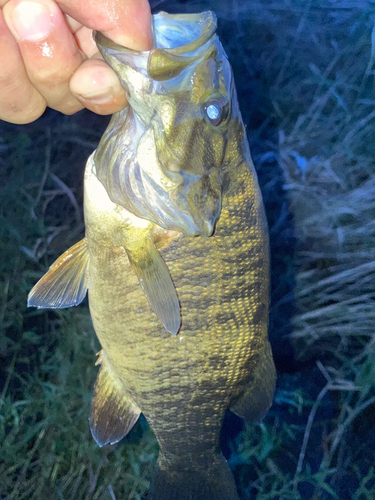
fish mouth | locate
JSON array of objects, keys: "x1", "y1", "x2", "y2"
[
  {"x1": 95, "y1": 12, "x2": 218, "y2": 88},
  {"x1": 180, "y1": 219, "x2": 216, "y2": 238},
  {"x1": 151, "y1": 11, "x2": 217, "y2": 53}
]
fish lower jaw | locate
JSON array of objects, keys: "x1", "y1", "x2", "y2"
[{"x1": 176, "y1": 218, "x2": 215, "y2": 237}]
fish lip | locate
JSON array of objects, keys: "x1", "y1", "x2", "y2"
[
  {"x1": 151, "y1": 11, "x2": 217, "y2": 54},
  {"x1": 94, "y1": 11, "x2": 217, "y2": 57},
  {"x1": 173, "y1": 214, "x2": 216, "y2": 237}
]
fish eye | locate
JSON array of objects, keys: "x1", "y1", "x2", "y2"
[
  {"x1": 207, "y1": 104, "x2": 221, "y2": 121},
  {"x1": 204, "y1": 100, "x2": 229, "y2": 126}
]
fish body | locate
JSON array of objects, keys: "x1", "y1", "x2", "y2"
[{"x1": 28, "y1": 12, "x2": 276, "y2": 500}]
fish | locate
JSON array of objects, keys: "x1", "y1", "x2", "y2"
[{"x1": 28, "y1": 11, "x2": 276, "y2": 500}]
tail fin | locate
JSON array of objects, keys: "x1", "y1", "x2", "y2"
[{"x1": 148, "y1": 455, "x2": 239, "y2": 500}]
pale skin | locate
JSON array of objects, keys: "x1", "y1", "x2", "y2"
[{"x1": 0, "y1": 0, "x2": 152, "y2": 124}]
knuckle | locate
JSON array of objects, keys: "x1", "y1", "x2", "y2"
[
  {"x1": 46, "y1": 90, "x2": 83, "y2": 115},
  {"x1": 0, "y1": 72, "x2": 46, "y2": 123},
  {"x1": 0, "y1": 69, "x2": 22, "y2": 93},
  {"x1": 31, "y1": 66, "x2": 72, "y2": 90},
  {"x1": 16, "y1": 106, "x2": 46, "y2": 124},
  {"x1": 0, "y1": 100, "x2": 46, "y2": 124}
]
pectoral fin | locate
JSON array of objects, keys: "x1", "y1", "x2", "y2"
[
  {"x1": 230, "y1": 341, "x2": 276, "y2": 423},
  {"x1": 28, "y1": 238, "x2": 89, "y2": 309},
  {"x1": 126, "y1": 234, "x2": 181, "y2": 335},
  {"x1": 90, "y1": 351, "x2": 141, "y2": 447}
]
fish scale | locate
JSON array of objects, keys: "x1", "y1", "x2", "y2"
[
  {"x1": 84, "y1": 157, "x2": 268, "y2": 458},
  {"x1": 28, "y1": 11, "x2": 276, "y2": 500}
]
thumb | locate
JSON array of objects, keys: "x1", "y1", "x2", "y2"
[{"x1": 56, "y1": 0, "x2": 152, "y2": 50}]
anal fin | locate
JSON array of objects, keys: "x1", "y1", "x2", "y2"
[
  {"x1": 27, "y1": 238, "x2": 89, "y2": 309},
  {"x1": 126, "y1": 231, "x2": 181, "y2": 335},
  {"x1": 230, "y1": 341, "x2": 276, "y2": 423},
  {"x1": 90, "y1": 351, "x2": 141, "y2": 447}
]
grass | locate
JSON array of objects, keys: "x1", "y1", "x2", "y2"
[
  {"x1": 0, "y1": 0, "x2": 374, "y2": 499},
  {"x1": 277, "y1": 1, "x2": 374, "y2": 496}
]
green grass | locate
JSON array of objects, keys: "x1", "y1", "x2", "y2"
[
  {"x1": 0, "y1": 119, "x2": 158, "y2": 500},
  {"x1": 0, "y1": 1, "x2": 374, "y2": 499}
]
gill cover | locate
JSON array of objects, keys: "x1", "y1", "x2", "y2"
[{"x1": 94, "y1": 11, "x2": 234, "y2": 236}]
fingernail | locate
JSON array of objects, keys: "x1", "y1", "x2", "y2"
[
  {"x1": 78, "y1": 88, "x2": 114, "y2": 104},
  {"x1": 10, "y1": 1, "x2": 53, "y2": 41}
]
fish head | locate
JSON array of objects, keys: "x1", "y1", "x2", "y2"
[
  {"x1": 150, "y1": 50, "x2": 233, "y2": 237},
  {"x1": 95, "y1": 12, "x2": 239, "y2": 236}
]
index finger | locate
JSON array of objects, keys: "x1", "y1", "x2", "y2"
[
  {"x1": 0, "y1": 8, "x2": 47, "y2": 123},
  {"x1": 56, "y1": 0, "x2": 152, "y2": 50}
]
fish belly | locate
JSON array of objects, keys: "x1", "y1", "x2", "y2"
[{"x1": 85, "y1": 159, "x2": 269, "y2": 465}]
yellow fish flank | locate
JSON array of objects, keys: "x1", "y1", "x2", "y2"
[{"x1": 28, "y1": 11, "x2": 276, "y2": 500}]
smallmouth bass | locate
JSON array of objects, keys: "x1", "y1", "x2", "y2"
[{"x1": 28, "y1": 11, "x2": 276, "y2": 500}]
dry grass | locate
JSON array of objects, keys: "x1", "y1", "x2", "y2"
[{"x1": 275, "y1": 0, "x2": 374, "y2": 497}]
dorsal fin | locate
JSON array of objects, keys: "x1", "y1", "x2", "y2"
[
  {"x1": 90, "y1": 351, "x2": 141, "y2": 447},
  {"x1": 28, "y1": 238, "x2": 89, "y2": 309}
]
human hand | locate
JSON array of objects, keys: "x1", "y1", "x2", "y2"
[{"x1": 0, "y1": 0, "x2": 152, "y2": 124}]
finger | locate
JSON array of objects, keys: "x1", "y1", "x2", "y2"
[
  {"x1": 0, "y1": 9, "x2": 47, "y2": 123},
  {"x1": 3, "y1": 0, "x2": 85, "y2": 115},
  {"x1": 73, "y1": 24, "x2": 98, "y2": 57},
  {"x1": 64, "y1": 13, "x2": 81, "y2": 33},
  {"x1": 70, "y1": 57, "x2": 128, "y2": 115},
  {"x1": 56, "y1": 0, "x2": 152, "y2": 50}
]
